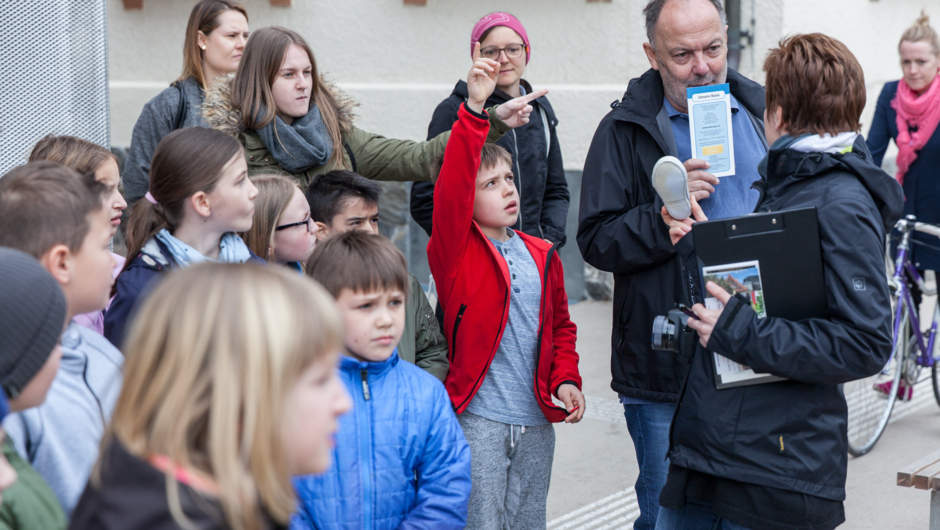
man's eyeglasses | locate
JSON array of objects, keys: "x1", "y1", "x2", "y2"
[
  {"x1": 480, "y1": 44, "x2": 526, "y2": 61},
  {"x1": 276, "y1": 215, "x2": 313, "y2": 232}
]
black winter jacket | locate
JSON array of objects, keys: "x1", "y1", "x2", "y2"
[
  {"x1": 577, "y1": 69, "x2": 766, "y2": 401},
  {"x1": 668, "y1": 135, "x2": 904, "y2": 501},
  {"x1": 71, "y1": 439, "x2": 286, "y2": 529},
  {"x1": 411, "y1": 80, "x2": 570, "y2": 245}
]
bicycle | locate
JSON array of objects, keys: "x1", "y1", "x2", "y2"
[{"x1": 845, "y1": 215, "x2": 940, "y2": 457}]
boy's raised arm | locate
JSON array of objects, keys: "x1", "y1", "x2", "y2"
[{"x1": 427, "y1": 47, "x2": 499, "y2": 271}]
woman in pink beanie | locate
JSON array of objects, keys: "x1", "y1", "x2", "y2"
[{"x1": 411, "y1": 12, "x2": 570, "y2": 249}]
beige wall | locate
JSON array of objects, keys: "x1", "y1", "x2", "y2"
[{"x1": 108, "y1": 0, "x2": 937, "y2": 170}]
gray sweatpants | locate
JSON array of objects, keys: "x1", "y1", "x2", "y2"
[{"x1": 457, "y1": 411, "x2": 556, "y2": 530}]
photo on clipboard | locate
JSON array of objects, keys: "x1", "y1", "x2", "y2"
[{"x1": 702, "y1": 260, "x2": 783, "y2": 388}]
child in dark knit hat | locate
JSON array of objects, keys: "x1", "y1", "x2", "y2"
[{"x1": 0, "y1": 246, "x2": 68, "y2": 529}]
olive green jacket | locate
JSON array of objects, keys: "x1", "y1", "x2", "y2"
[
  {"x1": 203, "y1": 75, "x2": 510, "y2": 187},
  {"x1": 400, "y1": 274, "x2": 448, "y2": 381},
  {"x1": 0, "y1": 438, "x2": 66, "y2": 530}
]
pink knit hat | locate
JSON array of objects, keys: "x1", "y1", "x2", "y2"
[{"x1": 470, "y1": 12, "x2": 530, "y2": 64}]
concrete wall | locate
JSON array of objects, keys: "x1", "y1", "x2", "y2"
[{"x1": 109, "y1": 0, "x2": 934, "y2": 169}]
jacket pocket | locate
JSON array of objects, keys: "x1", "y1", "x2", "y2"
[{"x1": 450, "y1": 304, "x2": 468, "y2": 363}]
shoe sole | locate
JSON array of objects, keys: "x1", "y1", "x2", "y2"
[{"x1": 652, "y1": 156, "x2": 692, "y2": 220}]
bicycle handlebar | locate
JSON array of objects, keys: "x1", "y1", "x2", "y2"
[
  {"x1": 915, "y1": 222, "x2": 940, "y2": 238},
  {"x1": 894, "y1": 216, "x2": 940, "y2": 239}
]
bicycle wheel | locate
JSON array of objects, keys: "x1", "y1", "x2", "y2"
[{"x1": 845, "y1": 303, "x2": 907, "y2": 456}]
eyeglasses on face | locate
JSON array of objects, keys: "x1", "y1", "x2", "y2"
[
  {"x1": 480, "y1": 44, "x2": 526, "y2": 61},
  {"x1": 275, "y1": 215, "x2": 313, "y2": 232}
]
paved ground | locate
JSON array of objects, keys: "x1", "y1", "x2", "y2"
[{"x1": 546, "y1": 300, "x2": 940, "y2": 529}]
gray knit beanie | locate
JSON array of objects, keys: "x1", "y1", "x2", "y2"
[{"x1": 0, "y1": 247, "x2": 67, "y2": 399}]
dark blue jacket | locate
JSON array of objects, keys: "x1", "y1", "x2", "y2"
[
  {"x1": 577, "y1": 68, "x2": 767, "y2": 402},
  {"x1": 291, "y1": 353, "x2": 471, "y2": 530},
  {"x1": 866, "y1": 80, "x2": 940, "y2": 271},
  {"x1": 104, "y1": 238, "x2": 264, "y2": 349},
  {"x1": 669, "y1": 135, "x2": 903, "y2": 500},
  {"x1": 411, "y1": 80, "x2": 570, "y2": 245}
]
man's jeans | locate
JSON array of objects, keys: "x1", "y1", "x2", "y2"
[
  {"x1": 623, "y1": 403, "x2": 676, "y2": 530},
  {"x1": 656, "y1": 498, "x2": 753, "y2": 530}
]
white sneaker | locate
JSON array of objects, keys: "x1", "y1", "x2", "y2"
[{"x1": 651, "y1": 156, "x2": 691, "y2": 220}]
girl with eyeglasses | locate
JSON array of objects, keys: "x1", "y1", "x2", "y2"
[
  {"x1": 240, "y1": 175, "x2": 316, "y2": 273},
  {"x1": 411, "y1": 12, "x2": 570, "y2": 247},
  {"x1": 123, "y1": 0, "x2": 250, "y2": 206}
]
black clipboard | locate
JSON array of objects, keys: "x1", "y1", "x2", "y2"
[{"x1": 692, "y1": 207, "x2": 827, "y2": 389}]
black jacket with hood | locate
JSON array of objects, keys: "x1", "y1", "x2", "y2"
[
  {"x1": 410, "y1": 80, "x2": 570, "y2": 245},
  {"x1": 576, "y1": 68, "x2": 766, "y2": 401},
  {"x1": 668, "y1": 134, "x2": 904, "y2": 502}
]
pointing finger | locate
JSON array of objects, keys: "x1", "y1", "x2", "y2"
[
  {"x1": 472, "y1": 41, "x2": 482, "y2": 61},
  {"x1": 516, "y1": 88, "x2": 548, "y2": 106}
]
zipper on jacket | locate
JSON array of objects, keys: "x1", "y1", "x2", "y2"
[
  {"x1": 354, "y1": 367, "x2": 374, "y2": 529},
  {"x1": 533, "y1": 244, "x2": 569, "y2": 414},
  {"x1": 512, "y1": 130, "x2": 524, "y2": 230},
  {"x1": 360, "y1": 369, "x2": 371, "y2": 401},
  {"x1": 450, "y1": 304, "x2": 468, "y2": 363}
]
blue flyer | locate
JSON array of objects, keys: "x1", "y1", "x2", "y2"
[{"x1": 687, "y1": 83, "x2": 735, "y2": 177}]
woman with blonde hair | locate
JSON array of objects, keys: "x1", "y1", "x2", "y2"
[
  {"x1": 202, "y1": 26, "x2": 545, "y2": 187},
  {"x1": 123, "y1": 0, "x2": 250, "y2": 205},
  {"x1": 867, "y1": 10, "x2": 940, "y2": 399},
  {"x1": 70, "y1": 263, "x2": 351, "y2": 530},
  {"x1": 239, "y1": 174, "x2": 316, "y2": 272}
]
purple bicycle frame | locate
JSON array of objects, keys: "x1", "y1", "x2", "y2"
[{"x1": 891, "y1": 237, "x2": 938, "y2": 369}]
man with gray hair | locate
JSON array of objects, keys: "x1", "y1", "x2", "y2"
[{"x1": 576, "y1": 1, "x2": 767, "y2": 528}]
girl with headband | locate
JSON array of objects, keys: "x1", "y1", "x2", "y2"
[{"x1": 411, "y1": 12, "x2": 570, "y2": 248}]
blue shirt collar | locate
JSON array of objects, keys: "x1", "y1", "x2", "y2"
[{"x1": 663, "y1": 92, "x2": 740, "y2": 118}]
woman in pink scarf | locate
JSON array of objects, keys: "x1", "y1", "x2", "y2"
[{"x1": 867, "y1": 11, "x2": 940, "y2": 400}]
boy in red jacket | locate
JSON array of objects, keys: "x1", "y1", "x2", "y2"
[{"x1": 427, "y1": 46, "x2": 585, "y2": 529}]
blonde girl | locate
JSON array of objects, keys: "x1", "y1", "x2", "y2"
[
  {"x1": 239, "y1": 174, "x2": 316, "y2": 272},
  {"x1": 71, "y1": 263, "x2": 351, "y2": 530}
]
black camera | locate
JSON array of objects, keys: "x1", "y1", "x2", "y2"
[{"x1": 651, "y1": 307, "x2": 698, "y2": 358}]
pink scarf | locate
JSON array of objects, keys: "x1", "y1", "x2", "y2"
[{"x1": 891, "y1": 74, "x2": 940, "y2": 184}]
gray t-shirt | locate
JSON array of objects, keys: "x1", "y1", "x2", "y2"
[{"x1": 466, "y1": 229, "x2": 548, "y2": 426}]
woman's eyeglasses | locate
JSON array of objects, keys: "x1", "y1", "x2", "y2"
[
  {"x1": 480, "y1": 44, "x2": 526, "y2": 61},
  {"x1": 276, "y1": 215, "x2": 312, "y2": 232}
]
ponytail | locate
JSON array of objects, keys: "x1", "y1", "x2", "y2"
[{"x1": 117, "y1": 127, "x2": 242, "y2": 281}]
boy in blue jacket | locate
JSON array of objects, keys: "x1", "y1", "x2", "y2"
[{"x1": 292, "y1": 231, "x2": 471, "y2": 530}]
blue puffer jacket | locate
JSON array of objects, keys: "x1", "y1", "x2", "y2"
[{"x1": 291, "y1": 353, "x2": 471, "y2": 530}]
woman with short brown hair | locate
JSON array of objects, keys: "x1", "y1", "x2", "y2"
[{"x1": 658, "y1": 33, "x2": 903, "y2": 530}]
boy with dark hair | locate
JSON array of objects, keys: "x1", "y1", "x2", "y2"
[
  {"x1": 305, "y1": 170, "x2": 449, "y2": 381},
  {"x1": 293, "y1": 231, "x2": 471, "y2": 529},
  {"x1": 428, "y1": 49, "x2": 584, "y2": 529},
  {"x1": 658, "y1": 33, "x2": 904, "y2": 529},
  {"x1": 0, "y1": 162, "x2": 124, "y2": 517}
]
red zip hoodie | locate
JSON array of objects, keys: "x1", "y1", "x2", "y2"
[{"x1": 427, "y1": 103, "x2": 580, "y2": 423}]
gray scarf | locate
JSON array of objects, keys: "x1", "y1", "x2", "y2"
[{"x1": 257, "y1": 105, "x2": 334, "y2": 173}]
